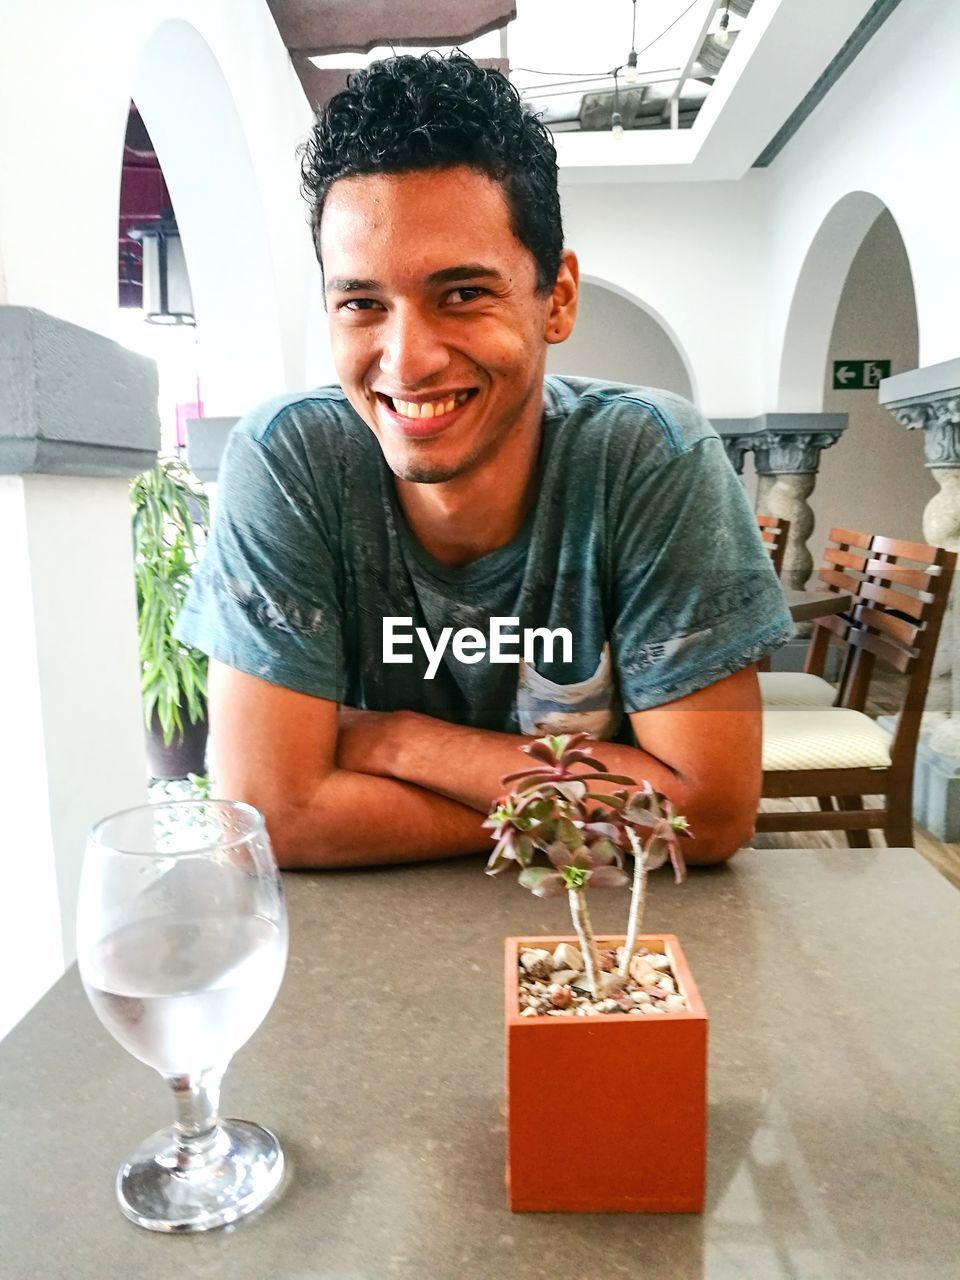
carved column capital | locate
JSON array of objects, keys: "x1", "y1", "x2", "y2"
[
  {"x1": 888, "y1": 394, "x2": 960, "y2": 469},
  {"x1": 880, "y1": 358, "x2": 960, "y2": 471},
  {"x1": 753, "y1": 429, "x2": 844, "y2": 476}
]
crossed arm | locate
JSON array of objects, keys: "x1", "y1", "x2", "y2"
[{"x1": 207, "y1": 659, "x2": 763, "y2": 870}]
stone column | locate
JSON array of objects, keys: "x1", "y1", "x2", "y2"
[
  {"x1": 0, "y1": 307, "x2": 159, "y2": 1037},
  {"x1": 751, "y1": 416, "x2": 846, "y2": 591},
  {"x1": 714, "y1": 414, "x2": 846, "y2": 591},
  {"x1": 881, "y1": 359, "x2": 960, "y2": 763}
]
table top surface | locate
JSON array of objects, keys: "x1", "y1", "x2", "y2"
[
  {"x1": 783, "y1": 588, "x2": 853, "y2": 623},
  {"x1": 2, "y1": 847, "x2": 958, "y2": 1280}
]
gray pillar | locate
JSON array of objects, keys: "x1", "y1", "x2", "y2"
[
  {"x1": 752, "y1": 417, "x2": 845, "y2": 592},
  {"x1": 714, "y1": 414, "x2": 846, "y2": 591},
  {"x1": 881, "y1": 359, "x2": 960, "y2": 763},
  {"x1": 0, "y1": 306, "x2": 159, "y2": 1035}
]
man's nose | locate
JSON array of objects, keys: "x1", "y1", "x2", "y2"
[{"x1": 378, "y1": 306, "x2": 450, "y2": 388}]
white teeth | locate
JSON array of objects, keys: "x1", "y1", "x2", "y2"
[{"x1": 389, "y1": 393, "x2": 470, "y2": 419}]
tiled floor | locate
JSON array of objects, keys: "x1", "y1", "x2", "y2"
[{"x1": 755, "y1": 673, "x2": 960, "y2": 890}]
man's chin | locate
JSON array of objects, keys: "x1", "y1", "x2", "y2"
[{"x1": 387, "y1": 459, "x2": 465, "y2": 485}]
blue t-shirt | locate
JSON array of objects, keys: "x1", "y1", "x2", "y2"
[{"x1": 175, "y1": 376, "x2": 792, "y2": 742}]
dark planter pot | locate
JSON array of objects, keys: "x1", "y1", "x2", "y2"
[{"x1": 146, "y1": 707, "x2": 209, "y2": 780}]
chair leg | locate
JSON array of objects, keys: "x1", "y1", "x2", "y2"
[
  {"x1": 884, "y1": 786, "x2": 914, "y2": 848},
  {"x1": 837, "y1": 797, "x2": 872, "y2": 848}
]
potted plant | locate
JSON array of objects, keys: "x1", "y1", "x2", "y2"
[
  {"x1": 131, "y1": 456, "x2": 210, "y2": 780},
  {"x1": 485, "y1": 732, "x2": 707, "y2": 1213}
]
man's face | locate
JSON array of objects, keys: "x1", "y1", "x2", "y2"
[{"x1": 320, "y1": 166, "x2": 575, "y2": 485}]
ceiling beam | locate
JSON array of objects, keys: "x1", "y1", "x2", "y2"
[{"x1": 266, "y1": 1, "x2": 515, "y2": 57}]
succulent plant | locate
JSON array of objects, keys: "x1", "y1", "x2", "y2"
[{"x1": 485, "y1": 733, "x2": 691, "y2": 998}]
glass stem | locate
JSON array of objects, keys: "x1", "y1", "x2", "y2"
[{"x1": 166, "y1": 1069, "x2": 227, "y2": 1172}]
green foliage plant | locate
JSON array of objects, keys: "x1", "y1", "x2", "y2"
[
  {"x1": 132, "y1": 457, "x2": 210, "y2": 748},
  {"x1": 485, "y1": 733, "x2": 690, "y2": 999}
]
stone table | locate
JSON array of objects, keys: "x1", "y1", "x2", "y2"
[{"x1": 1, "y1": 848, "x2": 958, "y2": 1278}]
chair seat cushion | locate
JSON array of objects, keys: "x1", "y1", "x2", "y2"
[
  {"x1": 762, "y1": 709, "x2": 893, "y2": 771},
  {"x1": 758, "y1": 672, "x2": 836, "y2": 707}
]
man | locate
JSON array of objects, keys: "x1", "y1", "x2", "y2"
[{"x1": 175, "y1": 54, "x2": 792, "y2": 869}]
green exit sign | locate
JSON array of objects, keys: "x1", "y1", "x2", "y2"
[{"x1": 832, "y1": 359, "x2": 891, "y2": 390}]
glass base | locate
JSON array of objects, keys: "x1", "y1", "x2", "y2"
[{"x1": 116, "y1": 1118, "x2": 284, "y2": 1232}]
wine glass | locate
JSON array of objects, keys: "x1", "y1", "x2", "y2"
[{"x1": 76, "y1": 799, "x2": 289, "y2": 1233}]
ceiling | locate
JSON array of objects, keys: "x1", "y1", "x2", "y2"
[{"x1": 268, "y1": 0, "x2": 901, "y2": 182}]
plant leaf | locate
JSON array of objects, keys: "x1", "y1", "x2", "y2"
[{"x1": 518, "y1": 866, "x2": 566, "y2": 898}]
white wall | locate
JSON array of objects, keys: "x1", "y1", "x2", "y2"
[
  {"x1": 560, "y1": 178, "x2": 766, "y2": 416},
  {"x1": 808, "y1": 210, "x2": 935, "y2": 564},
  {"x1": 547, "y1": 280, "x2": 694, "y2": 400}
]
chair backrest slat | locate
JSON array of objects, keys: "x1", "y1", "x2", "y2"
[
  {"x1": 859, "y1": 578, "x2": 935, "y2": 612},
  {"x1": 855, "y1": 605, "x2": 923, "y2": 648},
  {"x1": 756, "y1": 513, "x2": 788, "y2": 577},
  {"x1": 830, "y1": 527, "x2": 872, "y2": 549},
  {"x1": 818, "y1": 567, "x2": 864, "y2": 595},
  {"x1": 870, "y1": 533, "x2": 938, "y2": 562},
  {"x1": 863, "y1": 558, "x2": 939, "y2": 596},
  {"x1": 844, "y1": 624, "x2": 916, "y2": 674},
  {"x1": 823, "y1": 546, "x2": 871, "y2": 572}
]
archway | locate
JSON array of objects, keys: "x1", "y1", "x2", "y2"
[
  {"x1": 548, "y1": 276, "x2": 697, "y2": 404},
  {"x1": 130, "y1": 20, "x2": 286, "y2": 415},
  {"x1": 776, "y1": 190, "x2": 890, "y2": 412},
  {"x1": 777, "y1": 195, "x2": 932, "y2": 566}
]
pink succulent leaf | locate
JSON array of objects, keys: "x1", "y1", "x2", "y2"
[
  {"x1": 515, "y1": 773, "x2": 564, "y2": 795},
  {"x1": 586, "y1": 794, "x2": 626, "y2": 814},
  {"x1": 586, "y1": 865, "x2": 631, "y2": 890},
  {"x1": 625, "y1": 806, "x2": 661, "y2": 832},
  {"x1": 523, "y1": 739, "x2": 562, "y2": 765},
  {"x1": 670, "y1": 847, "x2": 687, "y2": 883},
  {"x1": 581, "y1": 821, "x2": 621, "y2": 841},
  {"x1": 518, "y1": 866, "x2": 567, "y2": 898},
  {"x1": 585, "y1": 836, "x2": 624, "y2": 867},
  {"x1": 552, "y1": 816, "x2": 583, "y2": 852},
  {"x1": 643, "y1": 836, "x2": 671, "y2": 873},
  {"x1": 553, "y1": 780, "x2": 587, "y2": 805},
  {"x1": 561, "y1": 750, "x2": 609, "y2": 770},
  {"x1": 514, "y1": 833, "x2": 537, "y2": 868},
  {"x1": 545, "y1": 841, "x2": 577, "y2": 870},
  {"x1": 574, "y1": 772, "x2": 637, "y2": 787}
]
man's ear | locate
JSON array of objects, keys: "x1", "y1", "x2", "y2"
[{"x1": 544, "y1": 249, "x2": 579, "y2": 345}]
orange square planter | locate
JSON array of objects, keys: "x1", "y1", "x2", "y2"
[{"x1": 505, "y1": 933, "x2": 707, "y2": 1213}]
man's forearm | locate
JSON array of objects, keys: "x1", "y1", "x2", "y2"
[
  {"x1": 379, "y1": 713, "x2": 680, "y2": 811},
  {"x1": 338, "y1": 709, "x2": 750, "y2": 864},
  {"x1": 276, "y1": 767, "x2": 489, "y2": 869}
]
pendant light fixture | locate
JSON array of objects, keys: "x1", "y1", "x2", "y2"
[
  {"x1": 127, "y1": 208, "x2": 195, "y2": 326},
  {"x1": 624, "y1": 0, "x2": 639, "y2": 83}
]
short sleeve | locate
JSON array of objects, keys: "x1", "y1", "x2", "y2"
[
  {"x1": 610, "y1": 433, "x2": 793, "y2": 711},
  {"x1": 174, "y1": 425, "x2": 344, "y2": 701}
]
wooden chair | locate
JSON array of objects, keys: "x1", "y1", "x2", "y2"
[
  {"x1": 758, "y1": 534, "x2": 956, "y2": 847},
  {"x1": 755, "y1": 515, "x2": 790, "y2": 672},
  {"x1": 758, "y1": 527, "x2": 872, "y2": 706},
  {"x1": 756, "y1": 513, "x2": 789, "y2": 577}
]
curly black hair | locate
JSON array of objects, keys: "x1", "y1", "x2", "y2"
[{"x1": 299, "y1": 53, "x2": 563, "y2": 294}]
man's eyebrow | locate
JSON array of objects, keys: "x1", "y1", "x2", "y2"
[
  {"x1": 424, "y1": 264, "x2": 504, "y2": 286},
  {"x1": 324, "y1": 277, "x2": 380, "y2": 294},
  {"x1": 324, "y1": 265, "x2": 505, "y2": 294}
]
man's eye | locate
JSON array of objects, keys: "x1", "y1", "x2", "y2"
[
  {"x1": 340, "y1": 298, "x2": 381, "y2": 311},
  {"x1": 448, "y1": 287, "x2": 487, "y2": 304}
]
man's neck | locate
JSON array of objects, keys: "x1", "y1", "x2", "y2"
[{"x1": 395, "y1": 415, "x2": 543, "y2": 569}]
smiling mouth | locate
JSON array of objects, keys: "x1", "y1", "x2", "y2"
[{"x1": 376, "y1": 389, "x2": 476, "y2": 421}]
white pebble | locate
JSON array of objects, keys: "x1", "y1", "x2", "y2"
[{"x1": 551, "y1": 943, "x2": 584, "y2": 972}]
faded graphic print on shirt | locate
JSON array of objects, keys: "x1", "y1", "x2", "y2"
[{"x1": 516, "y1": 642, "x2": 621, "y2": 740}]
